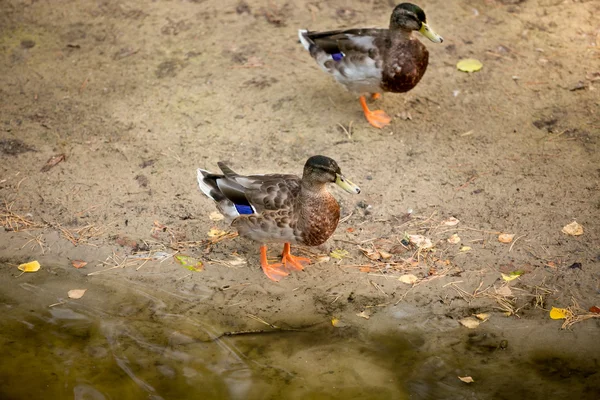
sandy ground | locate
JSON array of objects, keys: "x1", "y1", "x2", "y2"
[{"x1": 1, "y1": 0, "x2": 599, "y2": 397}]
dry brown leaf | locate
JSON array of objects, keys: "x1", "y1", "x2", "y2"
[
  {"x1": 498, "y1": 233, "x2": 515, "y2": 243},
  {"x1": 447, "y1": 233, "x2": 461, "y2": 244},
  {"x1": 458, "y1": 376, "x2": 475, "y2": 383},
  {"x1": 71, "y1": 260, "x2": 87, "y2": 269},
  {"x1": 562, "y1": 221, "x2": 583, "y2": 236},
  {"x1": 459, "y1": 317, "x2": 480, "y2": 329},
  {"x1": 359, "y1": 246, "x2": 381, "y2": 260},
  {"x1": 379, "y1": 250, "x2": 393, "y2": 260},
  {"x1": 41, "y1": 153, "x2": 66, "y2": 172},
  {"x1": 442, "y1": 217, "x2": 460, "y2": 226},
  {"x1": 409, "y1": 235, "x2": 433, "y2": 249},
  {"x1": 68, "y1": 289, "x2": 87, "y2": 299},
  {"x1": 474, "y1": 313, "x2": 490, "y2": 321}
]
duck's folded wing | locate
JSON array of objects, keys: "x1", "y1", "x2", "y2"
[{"x1": 307, "y1": 28, "x2": 385, "y2": 55}]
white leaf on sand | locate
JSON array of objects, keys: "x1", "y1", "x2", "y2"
[
  {"x1": 447, "y1": 233, "x2": 461, "y2": 244},
  {"x1": 356, "y1": 310, "x2": 371, "y2": 320},
  {"x1": 498, "y1": 233, "x2": 515, "y2": 243},
  {"x1": 561, "y1": 221, "x2": 583, "y2": 236},
  {"x1": 409, "y1": 235, "x2": 433, "y2": 249},
  {"x1": 474, "y1": 313, "x2": 490, "y2": 321},
  {"x1": 442, "y1": 217, "x2": 460, "y2": 226},
  {"x1": 459, "y1": 376, "x2": 475, "y2": 383},
  {"x1": 68, "y1": 289, "x2": 87, "y2": 299},
  {"x1": 398, "y1": 274, "x2": 418, "y2": 284},
  {"x1": 209, "y1": 211, "x2": 225, "y2": 221},
  {"x1": 496, "y1": 285, "x2": 513, "y2": 297},
  {"x1": 459, "y1": 317, "x2": 480, "y2": 329}
]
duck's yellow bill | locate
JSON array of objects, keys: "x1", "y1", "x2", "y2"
[
  {"x1": 419, "y1": 22, "x2": 443, "y2": 43},
  {"x1": 335, "y1": 174, "x2": 360, "y2": 194}
]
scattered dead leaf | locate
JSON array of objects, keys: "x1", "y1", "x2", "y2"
[
  {"x1": 442, "y1": 217, "x2": 460, "y2": 226},
  {"x1": 409, "y1": 234, "x2": 433, "y2": 249},
  {"x1": 459, "y1": 317, "x2": 480, "y2": 329},
  {"x1": 359, "y1": 246, "x2": 381, "y2": 260},
  {"x1": 209, "y1": 211, "x2": 224, "y2": 221},
  {"x1": 68, "y1": 289, "x2": 87, "y2": 299},
  {"x1": 18, "y1": 260, "x2": 40, "y2": 272},
  {"x1": 356, "y1": 310, "x2": 371, "y2": 320},
  {"x1": 589, "y1": 306, "x2": 600, "y2": 314},
  {"x1": 460, "y1": 246, "x2": 472, "y2": 252},
  {"x1": 174, "y1": 255, "x2": 204, "y2": 271},
  {"x1": 379, "y1": 250, "x2": 393, "y2": 260},
  {"x1": 562, "y1": 221, "x2": 583, "y2": 236},
  {"x1": 41, "y1": 154, "x2": 66, "y2": 172},
  {"x1": 496, "y1": 285, "x2": 513, "y2": 297},
  {"x1": 458, "y1": 376, "x2": 475, "y2": 383},
  {"x1": 71, "y1": 260, "x2": 87, "y2": 269},
  {"x1": 330, "y1": 249, "x2": 349, "y2": 260},
  {"x1": 475, "y1": 313, "x2": 490, "y2": 321},
  {"x1": 331, "y1": 318, "x2": 347, "y2": 327},
  {"x1": 498, "y1": 233, "x2": 515, "y2": 243},
  {"x1": 501, "y1": 271, "x2": 523, "y2": 281},
  {"x1": 447, "y1": 233, "x2": 461, "y2": 244},
  {"x1": 207, "y1": 228, "x2": 228, "y2": 238},
  {"x1": 398, "y1": 274, "x2": 418, "y2": 285}
]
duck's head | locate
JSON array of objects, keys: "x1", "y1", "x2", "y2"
[
  {"x1": 390, "y1": 3, "x2": 443, "y2": 43},
  {"x1": 303, "y1": 155, "x2": 360, "y2": 194}
]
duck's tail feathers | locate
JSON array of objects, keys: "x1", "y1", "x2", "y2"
[
  {"x1": 196, "y1": 168, "x2": 240, "y2": 220},
  {"x1": 298, "y1": 29, "x2": 312, "y2": 51}
]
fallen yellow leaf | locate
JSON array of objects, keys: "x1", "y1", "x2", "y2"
[
  {"x1": 460, "y1": 246, "x2": 472, "y2": 252},
  {"x1": 498, "y1": 233, "x2": 515, "y2": 243},
  {"x1": 501, "y1": 271, "x2": 524, "y2": 282},
  {"x1": 459, "y1": 317, "x2": 480, "y2": 329},
  {"x1": 330, "y1": 249, "x2": 349, "y2": 260},
  {"x1": 398, "y1": 274, "x2": 418, "y2": 284},
  {"x1": 459, "y1": 376, "x2": 475, "y2": 383},
  {"x1": 207, "y1": 228, "x2": 227, "y2": 238},
  {"x1": 457, "y1": 58, "x2": 483, "y2": 73},
  {"x1": 562, "y1": 221, "x2": 583, "y2": 236},
  {"x1": 18, "y1": 261, "x2": 41, "y2": 272},
  {"x1": 68, "y1": 289, "x2": 87, "y2": 299},
  {"x1": 475, "y1": 313, "x2": 490, "y2": 321},
  {"x1": 174, "y1": 255, "x2": 204, "y2": 272},
  {"x1": 549, "y1": 307, "x2": 569, "y2": 320},
  {"x1": 331, "y1": 318, "x2": 347, "y2": 327}
]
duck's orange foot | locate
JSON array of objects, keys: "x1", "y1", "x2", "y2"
[
  {"x1": 360, "y1": 95, "x2": 391, "y2": 129},
  {"x1": 371, "y1": 93, "x2": 382, "y2": 100},
  {"x1": 260, "y1": 245, "x2": 289, "y2": 282},
  {"x1": 281, "y1": 243, "x2": 311, "y2": 271}
]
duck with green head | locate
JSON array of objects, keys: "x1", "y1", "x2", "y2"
[
  {"x1": 299, "y1": 3, "x2": 443, "y2": 128},
  {"x1": 197, "y1": 156, "x2": 360, "y2": 281}
]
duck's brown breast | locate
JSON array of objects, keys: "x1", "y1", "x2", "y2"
[
  {"x1": 298, "y1": 193, "x2": 340, "y2": 247},
  {"x1": 380, "y1": 38, "x2": 429, "y2": 93}
]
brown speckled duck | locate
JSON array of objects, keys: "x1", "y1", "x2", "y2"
[
  {"x1": 197, "y1": 156, "x2": 360, "y2": 281},
  {"x1": 299, "y1": 3, "x2": 443, "y2": 129}
]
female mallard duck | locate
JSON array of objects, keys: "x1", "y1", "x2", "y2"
[
  {"x1": 299, "y1": 3, "x2": 443, "y2": 129},
  {"x1": 197, "y1": 155, "x2": 360, "y2": 281}
]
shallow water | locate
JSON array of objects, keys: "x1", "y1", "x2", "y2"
[{"x1": 1, "y1": 266, "x2": 598, "y2": 400}]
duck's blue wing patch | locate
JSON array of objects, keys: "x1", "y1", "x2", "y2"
[
  {"x1": 234, "y1": 204, "x2": 254, "y2": 215},
  {"x1": 331, "y1": 52, "x2": 344, "y2": 61}
]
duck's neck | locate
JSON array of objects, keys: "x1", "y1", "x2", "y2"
[{"x1": 296, "y1": 182, "x2": 340, "y2": 246}]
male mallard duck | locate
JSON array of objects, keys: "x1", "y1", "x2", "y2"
[
  {"x1": 299, "y1": 3, "x2": 443, "y2": 129},
  {"x1": 197, "y1": 155, "x2": 360, "y2": 281}
]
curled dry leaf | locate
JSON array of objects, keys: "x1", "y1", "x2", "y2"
[
  {"x1": 209, "y1": 211, "x2": 225, "y2": 221},
  {"x1": 475, "y1": 313, "x2": 490, "y2": 321},
  {"x1": 18, "y1": 260, "x2": 41, "y2": 272},
  {"x1": 442, "y1": 217, "x2": 460, "y2": 226},
  {"x1": 458, "y1": 376, "x2": 475, "y2": 384},
  {"x1": 359, "y1": 247, "x2": 381, "y2": 260},
  {"x1": 589, "y1": 306, "x2": 600, "y2": 314},
  {"x1": 498, "y1": 233, "x2": 515, "y2": 243},
  {"x1": 379, "y1": 250, "x2": 393, "y2": 260},
  {"x1": 207, "y1": 228, "x2": 228, "y2": 238},
  {"x1": 356, "y1": 310, "x2": 371, "y2": 320},
  {"x1": 562, "y1": 221, "x2": 583, "y2": 236},
  {"x1": 71, "y1": 260, "x2": 87, "y2": 269},
  {"x1": 41, "y1": 153, "x2": 66, "y2": 172},
  {"x1": 398, "y1": 274, "x2": 418, "y2": 285},
  {"x1": 459, "y1": 317, "x2": 480, "y2": 329},
  {"x1": 447, "y1": 233, "x2": 461, "y2": 244},
  {"x1": 409, "y1": 234, "x2": 433, "y2": 249},
  {"x1": 68, "y1": 289, "x2": 87, "y2": 299}
]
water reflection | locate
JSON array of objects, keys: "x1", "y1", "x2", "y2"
[{"x1": 0, "y1": 268, "x2": 598, "y2": 400}]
